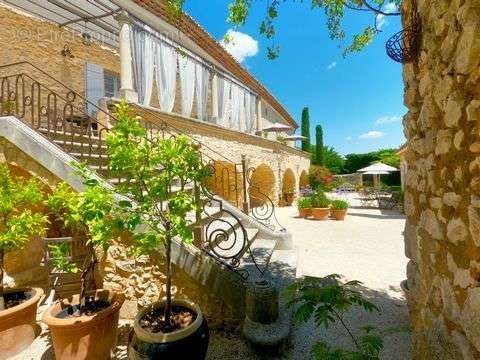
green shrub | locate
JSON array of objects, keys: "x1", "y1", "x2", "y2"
[
  {"x1": 297, "y1": 197, "x2": 312, "y2": 209},
  {"x1": 0, "y1": 164, "x2": 48, "y2": 310},
  {"x1": 331, "y1": 199, "x2": 349, "y2": 210},
  {"x1": 312, "y1": 193, "x2": 331, "y2": 208}
]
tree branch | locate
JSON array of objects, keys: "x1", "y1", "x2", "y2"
[{"x1": 332, "y1": 308, "x2": 360, "y2": 350}]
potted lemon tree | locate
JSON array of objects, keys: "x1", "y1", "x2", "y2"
[
  {"x1": 105, "y1": 102, "x2": 210, "y2": 359},
  {"x1": 43, "y1": 179, "x2": 125, "y2": 360},
  {"x1": 0, "y1": 164, "x2": 48, "y2": 358}
]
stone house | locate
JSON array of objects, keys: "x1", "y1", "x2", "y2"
[{"x1": 0, "y1": 0, "x2": 308, "y2": 339}]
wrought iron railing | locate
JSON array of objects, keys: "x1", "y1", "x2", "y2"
[{"x1": 0, "y1": 61, "x2": 284, "y2": 279}]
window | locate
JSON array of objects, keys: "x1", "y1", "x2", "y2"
[
  {"x1": 104, "y1": 70, "x2": 120, "y2": 98},
  {"x1": 85, "y1": 62, "x2": 120, "y2": 115}
]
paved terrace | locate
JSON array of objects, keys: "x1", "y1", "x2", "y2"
[{"x1": 16, "y1": 194, "x2": 411, "y2": 359}]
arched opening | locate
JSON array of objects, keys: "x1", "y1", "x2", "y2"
[
  {"x1": 205, "y1": 160, "x2": 243, "y2": 207},
  {"x1": 299, "y1": 170, "x2": 309, "y2": 190},
  {"x1": 248, "y1": 164, "x2": 276, "y2": 208},
  {"x1": 282, "y1": 168, "x2": 296, "y2": 205}
]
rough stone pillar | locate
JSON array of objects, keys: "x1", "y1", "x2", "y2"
[
  {"x1": 115, "y1": 11, "x2": 138, "y2": 103},
  {"x1": 402, "y1": 0, "x2": 480, "y2": 358}
]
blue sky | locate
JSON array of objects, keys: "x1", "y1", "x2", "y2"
[{"x1": 184, "y1": 1, "x2": 407, "y2": 155}]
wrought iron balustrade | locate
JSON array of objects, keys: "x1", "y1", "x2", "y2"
[{"x1": 0, "y1": 61, "x2": 284, "y2": 279}]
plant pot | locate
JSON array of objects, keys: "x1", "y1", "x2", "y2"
[
  {"x1": 311, "y1": 208, "x2": 330, "y2": 220},
  {"x1": 43, "y1": 289, "x2": 124, "y2": 360},
  {"x1": 128, "y1": 299, "x2": 209, "y2": 360},
  {"x1": 0, "y1": 287, "x2": 44, "y2": 358},
  {"x1": 284, "y1": 193, "x2": 294, "y2": 206},
  {"x1": 331, "y1": 209, "x2": 348, "y2": 220},
  {"x1": 298, "y1": 208, "x2": 309, "y2": 218}
]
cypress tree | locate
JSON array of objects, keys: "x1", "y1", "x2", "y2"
[
  {"x1": 316, "y1": 125, "x2": 324, "y2": 166},
  {"x1": 301, "y1": 107, "x2": 311, "y2": 152}
]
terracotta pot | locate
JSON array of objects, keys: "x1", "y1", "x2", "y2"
[
  {"x1": 128, "y1": 299, "x2": 209, "y2": 360},
  {"x1": 43, "y1": 289, "x2": 124, "y2": 360},
  {"x1": 0, "y1": 287, "x2": 43, "y2": 358},
  {"x1": 311, "y1": 208, "x2": 330, "y2": 220},
  {"x1": 298, "y1": 208, "x2": 309, "y2": 218},
  {"x1": 331, "y1": 209, "x2": 348, "y2": 220}
]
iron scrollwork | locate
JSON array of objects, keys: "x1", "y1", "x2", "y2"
[{"x1": 246, "y1": 167, "x2": 286, "y2": 233}]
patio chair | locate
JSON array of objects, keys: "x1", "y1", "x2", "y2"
[
  {"x1": 44, "y1": 236, "x2": 89, "y2": 301},
  {"x1": 358, "y1": 189, "x2": 377, "y2": 207}
]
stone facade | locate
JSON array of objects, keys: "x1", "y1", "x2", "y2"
[
  {"x1": 0, "y1": 3, "x2": 310, "y2": 201},
  {"x1": 133, "y1": 106, "x2": 311, "y2": 204},
  {"x1": 402, "y1": 0, "x2": 480, "y2": 357}
]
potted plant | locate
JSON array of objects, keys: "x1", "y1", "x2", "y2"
[
  {"x1": 297, "y1": 197, "x2": 312, "y2": 218},
  {"x1": 105, "y1": 102, "x2": 210, "y2": 359},
  {"x1": 311, "y1": 192, "x2": 331, "y2": 220},
  {"x1": 283, "y1": 185, "x2": 295, "y2": 206},
  {"x1": 43, "y1": 179, "x2": 125, "y2": 360},
  {"x1": 330, "y1": 200, "x2": 349, "y2": 220},
  {"x1": 0, "y1": 164, "x2": 48, "y2": 358}
]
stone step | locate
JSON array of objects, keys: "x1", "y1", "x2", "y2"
[
  {"x1": 239, "y1": 238, "x2": 276, "y2": 276},
  {"x1": 39, "y1": 127, "x2": 106, "y2": 144}
]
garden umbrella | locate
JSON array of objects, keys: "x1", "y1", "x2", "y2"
[
  {"x1": 262, "y1": 123, "x2": 293, "y2": 132},
  {"x1": 357, "y1": 162, "x2": 398, "y2": 188},
  {"x1": 283, "y1": 135, "x2": 308, "y2": 141}
]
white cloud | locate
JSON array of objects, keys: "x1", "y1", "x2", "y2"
[
  {"x1": 345, "y1": 136, "x2": 352, "y2": 141},
  {"x1": 384, "y1": 2, "x2": 398, "y2": 13},
  {"x1": 359, "y1": 131, "x2": 386, "y2": 139},
  {"x1": 220, "y1": 29, "x2": 259, "y2": 63},
  {"x1": 376, "y1": 3, "x2": 398, "y2": 29},
  {"x1": 376, "y1": 14, "x2": 388, "y2": 29},
  {"x1": 327, "y1": 61, "x2": 337, "y2": 70},
  {"x1": 375, "y1": 115, "x2": 402, "y2": 125}
]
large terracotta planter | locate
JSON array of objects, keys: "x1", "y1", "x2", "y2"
[
  {"x1": 331, "y1": 209, "x2": 348, "y2": 220},
  {"x1": 43, "y1": 289, "x2": 124, "y2": 360},
  {"x1": 311, "y1": 208, "x2": 330, "y2": 220},
  {"x1": 128, "y1": 299, "x2": 209, "y2": 360},
  {"x1": 0, "y1": 287, "x2": 44, "y2": 359}
]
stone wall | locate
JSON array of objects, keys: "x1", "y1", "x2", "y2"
[
  {"x1": 0, "y1": 4, "x2": 120, "y2": 97},
  {"x1": 0, "y1": 136, "x2": 242, "y2": 324},
  {"x1": 133, "y1": 105, "x2": 311, "y2": 204},
  {"x1": 402, "y1": 0, "x2": 480, "y2": 357}
]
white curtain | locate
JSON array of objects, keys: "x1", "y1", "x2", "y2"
[
  {"x1": 248, "y1": 94, "x2": 257, "y2": 133},
  {"x1": 154, "y1": 40, "x2": 177, "y2": 112},
  {"x1": 178, "y1": 55, "x2": 195, "y2": 117},
  {"x1": 217, "y1": 76, "x2": 231, "y2": 127},
  {"x1": 245, "y1": 93, "x2": 256, "y2": 133},
  {"x1": 238, "y1": 89, "x2": 246, "y2": 132},
  {"x1": 230, "y1": 83, "x2": 241, "y2": 130},
  {"x1": 131, "y1": 27, "x2": 154, "y2": 106},
  {"x1": 195, "y1": 63, "x2": 210, "y2": 121}
]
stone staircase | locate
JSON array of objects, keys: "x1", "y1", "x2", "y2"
[{"x1": 0, "y1": 60, "x2": 298, "y2": 348}]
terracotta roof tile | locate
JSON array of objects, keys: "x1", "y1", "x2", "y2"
[{"x1": 133, "y1": 0, "x2": 297, "y2": 128}]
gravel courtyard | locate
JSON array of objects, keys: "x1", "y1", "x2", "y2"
[
  {"x1": 15, "y1": 194, "x2": 412, "y2": 359},
  {"x1": 275, "y1": 193, "x2": 412, "y2": 359}
]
